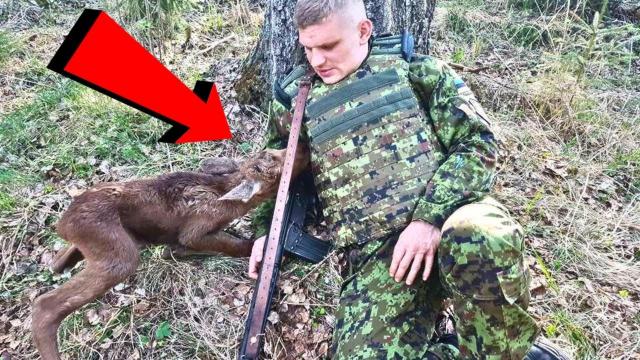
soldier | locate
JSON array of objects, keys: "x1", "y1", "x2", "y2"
[{"x1": 248, "y1": 0, "x2": 569, "y2": 359}]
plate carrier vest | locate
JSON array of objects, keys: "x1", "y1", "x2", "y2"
[{"x1": 274, "y1": 33, "x2": 446, "y2": 248}]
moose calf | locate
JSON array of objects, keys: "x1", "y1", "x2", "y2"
[{"x1": 32, "y1": 147, "x2": 308, "y2": 360}]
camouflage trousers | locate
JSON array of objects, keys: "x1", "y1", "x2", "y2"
[{"x1": 330, "y1": 197, "x2": 539, "y2": 360}]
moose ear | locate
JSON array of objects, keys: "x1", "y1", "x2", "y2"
[
  {"x1": 219, "y1": 180, "x2": 262, "y2": 202},
  {"x1": 199, "y1": 157, "x2": 239, "y2": 175}
]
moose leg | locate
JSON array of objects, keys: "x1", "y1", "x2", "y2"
[
  {"x1": 32, "y1": 234, "x2": 139, "y2": 360},
  {"x1": 179, "y1": 231, "x2": 254, "y2": 257}
]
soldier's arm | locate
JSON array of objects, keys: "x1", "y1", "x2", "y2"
[{"x1": 409, "y1": 57, "x2": 498, "y2": 228}]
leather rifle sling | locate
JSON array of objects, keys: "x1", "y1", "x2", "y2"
[{"x1": 241, "y1": 76, "x2": 313, "y2": 359}]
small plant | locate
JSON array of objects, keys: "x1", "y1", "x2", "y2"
[
  {"x1": 545, "y1": 323, "x2": 558, "y2": 337},
  {"x1": 452, "y1": 48, "x2": 465, "y2": 63},
  {"x1": 0, "y1": 192, "x2": 16, "y2": 212},
  {"x1": 119, "y1": 0, "x2": 192, "y2": 56},
  {"x1": 155, "y1": 320, "x2": 172, "y2": 342},
  {"x1": 551, "y1": 311, "x2": 596, "y2": 358},
  {"x1": 204, "y1": 6, "x2": 226, "y2": 33},
  {"x1": 535, "y1": 254, "x2": 559, "y2": 292}
]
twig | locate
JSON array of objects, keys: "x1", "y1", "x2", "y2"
[
  {"x1": 448, "y1": 62, "x2": 490, "y2": 73},
  {"x1": 197, "y1": 34, "x2": 235, "y2": 55},
  {"x1": 0, "y1": 73, "x2": 57, "y2": 89},
  {"x1": 623, "y1": 223, "x2": 640, "y2": 231}
]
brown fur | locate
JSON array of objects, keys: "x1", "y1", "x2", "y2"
[{"x1": 32, "y1": 146, "x2": 309, "y2": 360}]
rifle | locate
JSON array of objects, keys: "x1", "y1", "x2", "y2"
[{"x1": 239, "y1": 76, "x2": 330, "y2": 359}]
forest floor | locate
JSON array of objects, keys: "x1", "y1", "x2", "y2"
[{"x1": 0, "y1": 0, "x2": 638, "y2": 359}]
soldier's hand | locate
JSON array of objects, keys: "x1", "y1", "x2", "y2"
[
  {"x1": 390, "y1": 220, "x2": 441, "y2": 286},
  {"x1": 248, "y1": 235, "x2": 266, "y2": 279}
]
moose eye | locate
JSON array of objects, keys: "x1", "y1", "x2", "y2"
[{"x1": 253, "y1": 165, "x2": 262, "y2": 173}]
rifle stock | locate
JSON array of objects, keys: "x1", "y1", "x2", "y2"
[{"x1": 238, "y1": 76, "x2": 313, "y2": 360}]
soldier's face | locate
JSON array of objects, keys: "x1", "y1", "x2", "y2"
[{"x1": 299, "y1": 13, "x2": 372, "y2": 84}]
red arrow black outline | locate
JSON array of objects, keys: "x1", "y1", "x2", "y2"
[{"x1": 47, "y1": 9, "x2": 209, "y2": 144}]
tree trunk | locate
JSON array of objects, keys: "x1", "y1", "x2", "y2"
[{"x1": 235, "y1": 0, "x2": 436, "y2": 107}]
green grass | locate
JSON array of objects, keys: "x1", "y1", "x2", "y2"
[
  {"x1": 203, "y1": 5, "x2": 226, "y2": 33},
  {"x1": 505, "y1": 23, "x2": 547, "y2": 48},
  {"x1": 507, "y1": 0, "x2": 612, "y2": 18},
  {"x1": 607, "y1": 148, "x2": 640, "y2": 190},
  {"x1": 0, "y1": 31, "x2": 20, "y2": 68},
  {"x1": 446, "y1": 10, "x2": 474, "y2": 39},
  {"x1": 0, "y1": 81, "x2": 80, "y2": 156},
  {"x1": 121, "y1": 0, "x2": 192, "y2": 53},
  {"x1": 0, "y1": 191, "x2": 17, "y2": 212},
  {"x1": 0, "y1": 81, "x2": 174, "y2": 183},
  {"x1": 0, "y1": 168, "x2": 38, "y2": 191},
  {"x1": 551, "y1": 311, "x2": 596, "y2": 358}
]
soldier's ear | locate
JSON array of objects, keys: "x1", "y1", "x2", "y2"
[
  {"x1": 357, "y1": 19, "x2": 373, "y2": 44},
  {"x1": 219, "y1": 180, "x2": 263, "y2": 202}
]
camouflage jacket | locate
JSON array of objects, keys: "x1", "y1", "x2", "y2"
[{"x1": 250, "y1": 53, "x2": 497, "y2": 245}]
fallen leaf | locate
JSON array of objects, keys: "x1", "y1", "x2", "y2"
[
  {"x1": 113, "y1": 283, "x2": 128, "y2": 292},
  {"x1": 282, "y1": 280, "x2": 294, "y2": 295},
  {"x1": 288, "y1": 292, "x2": 306, "y2": 304},
  {"x1": 267, "y1": 311, "x2": 280, "y2": 324},
  {"x1": 86, "y1": 309, "x2": 100, "y2": 325},
  {"x1": 543, "y1": 159, "x2": 568, "y2": 178},
  {"x1": 133, "y1": 301, "x2": 150, "y2": 314},
  {"x1": 100, "y1": 338, "x2": 112, "y2": 349},
  {"x1": 8, "y1": 319, "x2": 21, "y2": 328},
  {"x1": 39, "y1": 251, "x2": 54, "y2": 266},
  {"x1": 295, "y1": 308, "x2": 310, "y2": 323},
  {"x1": 317, "y1": 342, "x2": 329, "y2": 356},
  {"x1": 233, "y1": 297, "x2": 245, "y2": 307}
]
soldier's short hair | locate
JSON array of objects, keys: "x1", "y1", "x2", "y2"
[{"x1": 294, "y1": 0, "x2": 365, "y2": 29}]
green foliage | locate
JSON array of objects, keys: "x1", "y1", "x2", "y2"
[
  {"x1": 506, "y1": 23, "x2": 546, "y2": 48},
  {"x1": 0, "y1": 191, "x2": 16, "y2": 212},
  {"x1": 447, "y1": 10, "x2": 474, "y2": 37},
  {"x1": 606, "y1": 148, "x2": 640, "y2": 190},
  {"x1": 524, "y1": 188, "x2": 544, "y2": 215},
  {"x1": 238, "y1": 142, "x2": 253, "y2": 154},
  {"x1": 0, "y1": 81, "x2": 80, "y2": 158},
  {"x1": 535, "y1": 255, "x2": 559, "y2": 292},
  {"x1": 545, "y1": 323, "x2": 558, "y2": 337},
  {"x1": 551, "y1": 311, "x2": 596, "y2": 358},
  {"x1": 0, "y1": 168, "x2": 37, "y2": 190},
  {"x1": 204, "y1": 6, "x2": 225, "y2": 33},
  {"x1": 122, "y1": 0, "x2": 192, "y2": 52},
  {"x1": 507, "y1": 0, "x2": 616, "y2": 18},
  {"x1": 452, "y1": 48, "x2": 465, "y2": 63},
  {"x1": 139, "y1": 334, "x2": 151, "y2": 347},
  {"x1": 0, "y1": 80, "x2": 171, "y2": 186},
  {"x1": 0, "y1": 31, "x2": 19, "y2": 68},
  {"x1": 155, "y1": 320, "x2": 172, "y2": 340}
]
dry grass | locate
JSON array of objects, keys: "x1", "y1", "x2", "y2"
[
  {"x1": 432, "y1": 0, "x2": 639, "y2": 357},
  {"x1": 1, "y1": 0, "x2": 639, "y2": 359}
]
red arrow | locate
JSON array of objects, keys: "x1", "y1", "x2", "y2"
[{"x1": 48, "y1": 9, "x2": 232, "y2": 144}]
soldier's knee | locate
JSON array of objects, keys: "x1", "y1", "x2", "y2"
[
  {"x1": 440, "y1": 198, "x2": 524, "y2": 260},
  {"x1": 438, "y1": 198, "x2": 529, "y2": 305}
]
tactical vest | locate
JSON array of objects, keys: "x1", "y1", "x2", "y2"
[{"x1": 276, "y1": 34, "x2": 446, "y2": 248}]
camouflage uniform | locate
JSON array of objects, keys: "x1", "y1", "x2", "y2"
[{"x1": 252, "y1": 37, "x2": 538, "y2": 359}]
